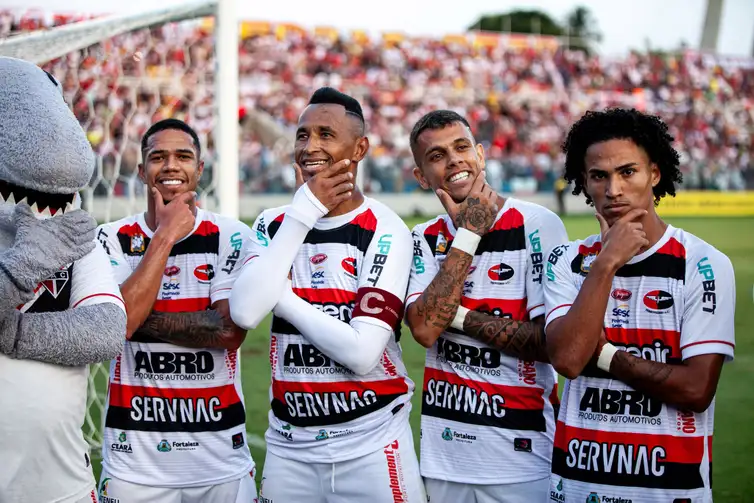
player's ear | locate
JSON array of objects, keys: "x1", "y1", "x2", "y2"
[
  {"x1": 196, "y1": 160, "x2": 205, "y2": 182},
  {"x1": 475, "y1": 143, "x2": 486, "y2": 170},
  {"x1": 413, "y1": 165, "x2": 430, "y2": 190},
  {"x1": 352, "y1": 135, "x2": 369, "y2": 163},
  {"x1": 137, "y1": 163, "x2": 146, "y2": 185},
  {"x1": 650, "y1": 162, "x2": 660, "y2": 188}
]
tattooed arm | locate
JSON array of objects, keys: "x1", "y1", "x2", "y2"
[
  {"x1": 605, "y1": 350, "x2": 725, "y2": 413},
  {"x1": 406, "y1": 174, "x2": 499, "y2": 348},
  {"x1": 137, "y1": 300, "x2": 246, "y2": 350},
  {"x1": 462, "y1": 311, "x2": 549, "y2": 362}
]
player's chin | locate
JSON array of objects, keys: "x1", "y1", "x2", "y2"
[{"x1": 155, "y1": 183, "x2": 190, "y2": 202}]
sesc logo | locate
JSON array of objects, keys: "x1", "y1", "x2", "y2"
[
  {"x1": 487, "y1": 263, "x2": 514, "y2": 283},
  {"x1": 643, "y1": 290, "x2": 674, "y2": 312}
]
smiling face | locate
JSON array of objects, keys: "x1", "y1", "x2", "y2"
[
  {"x1": 412, "y1": 121, "x2": 486, "y2": 203},
  {"x1": 138, "y1": 128, "x2": 203, "y2": 203},
  {"x1": 293, "y1": 103, "x2": 368, "y2": 181},
  {"x1": 584, "y1": 138, "x2": 660, "y2": 225}
]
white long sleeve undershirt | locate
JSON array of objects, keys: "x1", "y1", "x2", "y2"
[
  {"x1": 229, "y1": 184, "x2": 328, "y2": 330},
  {"x1": 273, "y1": 285, "x2": 392, "y2": 376}
]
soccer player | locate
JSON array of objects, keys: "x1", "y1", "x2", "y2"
[
  {"x1": 404, "y1": 110, "x2": 568, "y2": 503},
  {"x1": 95, "y1": 119, "x2": 257, "y2": 503},
  {"x1": 229, "y1": 87, "x2": 425, "y2": 502},
  {"x1": 544, "y1": 108, "x2": 735, "y2": 502}
]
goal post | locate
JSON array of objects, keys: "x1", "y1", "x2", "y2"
[{"x1": 0, "y1": 0, "x2": 243, "y2": 458}]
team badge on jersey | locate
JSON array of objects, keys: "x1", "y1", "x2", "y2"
[
  {"x1": 581, "y1": 252, "x2": 598, "y2": 273},
  {"x1": 436, "y1": 231, "x2": 447, "y2": 254},
  {"x1": 41, "y1": 269, "x2": 69, "y2": 298},
  {"x1": 130, "y1": 234, "x2": 145, "y2": 253}
]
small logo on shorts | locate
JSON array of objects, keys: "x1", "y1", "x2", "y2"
[
  {"x1": 586, "y1": 493, "x2": 600, "y2": 503},
  {"x1": 315, "y1": 429, "x2": 329, "y2": 441},
  {"x1": 514, "y1": 438, "x2": 532, "y2": 452},
  {"x1": 232, "y1": 432, "x2": 245, "y2": 449},
  {"x1": 442, "y1": 428, "x2": 453, "y2": 441},
  {"x1": 157, "y1": 439, "x2": 172, "y2": 452}
]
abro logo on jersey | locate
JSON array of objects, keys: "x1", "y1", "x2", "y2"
[
  {"x1": 578, "y1": 387, "x2": 663, "y2": 426},
  {"x1": 487, "y1": 263, "x2": 514, "y2": 283},
  {"x1": 282, "y1": 343, "x2": 353, "y2": 376},
  {"x1": 133, "y1": 351, "x2": 215, "y2": 381},
  {"x1": 436, "y1": 337, "x2": 501, "y2": 376},
  {"x1": 565, "y1": 439, "x2": 666, "y2": 478}
]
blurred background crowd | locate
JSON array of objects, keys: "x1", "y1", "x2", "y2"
[{"x1": 3, "y1": 8, "x2": 754, "y2": 196}]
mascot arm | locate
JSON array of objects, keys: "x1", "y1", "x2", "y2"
[
  {"x1": 0, "y1": 242, "x2": 127, "y2": 365},
  {"x1": 0, "y1": 304, "x2": 126, "y2": 365},
  {"x1": 0, "y1": 263, "x2": 34, "y2": 312}
]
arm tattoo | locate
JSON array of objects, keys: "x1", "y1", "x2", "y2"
[
  {"x1": 416, "y1": 248, "x2": 474, "y2": 330},
  {"x1": 138, "y1": 310, "x2": 230, "y2": 348},
  {"x1": 463, "y1": 310, "x2": 549, "y2": 363},
  {"x1": 610, "y1": 350, "x2": 674, "y2": 386}
]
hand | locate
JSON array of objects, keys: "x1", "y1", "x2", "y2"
[
  {"x1": 294, "y1": 159, "x2": 354, "y2": 212},
  {"x1": 437, "y1": 171, "x2": 498, "y2": 236},
  {"x1": 0, "y1": 204, "x2": 96, "y2": 291},
  {"x1": 595, "y1": 209, "x2": 649, "y2": 271},
  {"x1": 592, "y1": 329, "x2": 609, "y2": 364},
  {"x1": 153, "y1": 188, "x2": 196, "y2": 244}
]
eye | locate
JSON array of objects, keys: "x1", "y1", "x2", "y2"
[
  {"x1": 321, "y1": 131, "x2": 333, "y2": 138},
  {"x1": 457, "y1": 144, "x2": 469, "y2": 151},
  {"x1": 622, "y1": 168, "x2": 636, "y2": 176},
  {"x1": 590, "y1": 172, "x2": 605, "y2": 180},
  {"x1": 296, "y1": 132, "x2": 308, "y2": 141},
  {"x1": 430, "y1": 153, "x2": 443, "y2": 162}
]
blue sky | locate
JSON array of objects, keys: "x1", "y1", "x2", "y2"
[{"x1": 16, "y1": 0, "x2": 754, "y2": 57}]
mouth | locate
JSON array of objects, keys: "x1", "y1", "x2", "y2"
[
  {"x1": 301, "y1": 159, "x2": 330, "y2": 173},
  {"x1": 445, "y1": 170, "x2": 472, "y2": 186},
  {"x1": 157, "y1": 178, "x2": 186, "y2": 188},
  {"x1": 0, "y1": 179, "x2": 76, "y2": 216},
  {"x1": 604, "y1": 203, "x2": 630, "y2": 211}
]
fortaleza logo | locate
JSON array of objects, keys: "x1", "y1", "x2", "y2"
[
  {"x1": 441, "y1": 427, "x2": 476, "y2": 443},
  {"x1": 586, "y1": 493, "x2": 633, "y2": 503},
  {"x1": 487, "y1": 263, "x2": 514, "y2": 283},
  {"x1": 157, "y1": 439, "x2": 199, "y2": 452},
  {"x1": 643, "y1": 290, "x2": 674, "y2": 313}
]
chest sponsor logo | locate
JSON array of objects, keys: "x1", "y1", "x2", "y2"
[
  {"x1": 436, "y1": 336, "x2": 501, "y2": 375},
  {"x1": 282, "y1": 343, "x2": 353, "y2": 376},
  {"x1": 342, "y1": 257, "x2": 357, "y2": 279},
  {"x1": 611, "y1": 289, "x2": 632, "y2": 301},
  {"x1": 565, "y1": 439, "x2": 666, "y2": 478},
  {"x1": 578, "y1": 387, "x2": 663, "y2": 426},
  {"x1": 133, "y1": 350, "x2": 215, "y2": 381},
  {"x1": 310, "y1": 253, "x2": 328, "y2": 265},
  {"x1": 164, "y1": 265, "x2": 180, "y2": 277}
]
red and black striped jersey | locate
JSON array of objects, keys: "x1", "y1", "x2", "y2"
[
  {"x1": 96, "y1": 209, "x2": 255, "y2": 488},
  {"x1": 406, "y1": 198, "x2": 568, "y2": 485},
  {"x1": 248, "y1": 198, "x2": 415, "y2": 464},
  {"x1": 544, "y1": 225, "x2": 736, "y2": 502}
]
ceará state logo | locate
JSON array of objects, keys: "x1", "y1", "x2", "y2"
[
  {"x1": 643, "y1": 290, "x2": 674, "y2": 313},
  {"x1": 487, "y1": 263, "x2": 514, "y2": 283}
]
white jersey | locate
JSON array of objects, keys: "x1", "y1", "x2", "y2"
[
  {"x1": 406, "y1": 198, "x2": 568, "y2": 485},
  {"x1": 0, "y1": 243, "x2": 125, "y2": 503},
  {"x1": 97, "y1": 209, "x2": 255, "y2": 488},
  {"x1": 249, "y1": 198, "x2": 415, "y2": 463},
  {"x1": 544, "y1": 225, "x2": 736, "y2": 503}
]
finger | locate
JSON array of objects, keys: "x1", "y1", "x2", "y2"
[
  {"x1": 332, "y1": 181, "x2": 355, "y2": 196},
  {"x1": 293, "y1": 163, "x2": 305, "y2": 189},
  {"x1": 320, "y1": 159, "x2": 352, "y2": 178},
  {"x1": 482, "y1": 184, "x2": 496, "y2": 202},
  {"x1": 151, "y1": 187, "x2": 165, "y2": 210},
  {"x1": 628, "y1": 222, "x2": 644, "y2": 231},
  {"x1": 329, "y1": 171, "x2": 355, "y2": 187},
  {"x1": 595, "y1": 212, "x2": 609, "y2": 236},
  {"x1": 172, "y1": 191, "x2": 197, "y2": 206},
  {"x1": 436, "y1": 188, "x2": 456, "y2": 212},
  {"x1": 470, "y1": 170, "x2": 486, "y2": 194}
]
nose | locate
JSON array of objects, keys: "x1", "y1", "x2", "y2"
[
  {"x1": 303, "y1": 135, "x2": 322, "y2": 156},
  {"x1": 446, "y1": 149, "x2": 462, "y2": 169},
  {"x1": 605, "y1": 173, "x2": 623, "y2": 199}
]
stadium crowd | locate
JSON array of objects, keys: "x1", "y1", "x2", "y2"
[{"x1": 3, "y1": 9, "x2": 754, "y2": 195}]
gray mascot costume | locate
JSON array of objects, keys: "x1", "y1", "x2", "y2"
[{"x1": 0, "y1": 57, "x2": 127, "y2": 503}]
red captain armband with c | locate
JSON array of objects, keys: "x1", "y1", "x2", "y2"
[{"x1": 352, "y1": 287, "x2": 404, "y2": 329}]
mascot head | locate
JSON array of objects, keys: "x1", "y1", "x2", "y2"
[{"x1": 0, "y1": 56, "x2": 93, "y2": 217}]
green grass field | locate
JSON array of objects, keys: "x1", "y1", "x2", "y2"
[{"x1": 93, "y1": 216, "x2": 754, "y2": 500}]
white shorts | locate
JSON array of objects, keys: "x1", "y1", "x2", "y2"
[
  {"x1": 98, "y1": 469, "x2": 258, "y2": 503},
  {"x1": 260, "y1": 427, "x2": 426, "y2": 503},
  {"x1": 425, "y1": 477, "x2": 548, "y2": 503}
]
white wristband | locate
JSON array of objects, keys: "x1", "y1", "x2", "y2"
[
  {"x1": 450, "y1": 306, "x2": 470, "y2": 331},
  {"x1": 597, "y1": 343, "x2": 619, "y2": 372},
  {"x1": 451, "y1": 228, "x2": 481, "y2": 256},
  {"x1": 287, "y1": 183, "x2": 328, "y2": 229}
]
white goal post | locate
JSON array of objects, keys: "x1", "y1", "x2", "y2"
[{"x1": 0, "y1": 0, "x2": 242, "y2": 457}]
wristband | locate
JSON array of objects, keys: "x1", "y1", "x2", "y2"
[
  {"x1": 287, "y1": 183, "x2": 328, "y2": 229},
  {"x1": 451, "y1": 228, "x2": 481, "y2": 256},
  {"x1": 450, "y1": 306, "x2": 470, "y2": 331},
  {"x1": 597, "y1": 343, "x2": 618, "y2": 372}
]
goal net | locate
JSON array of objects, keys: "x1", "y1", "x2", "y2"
[{"x1": 0, "y1": 0, "x2": 253, "y2": 459}]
